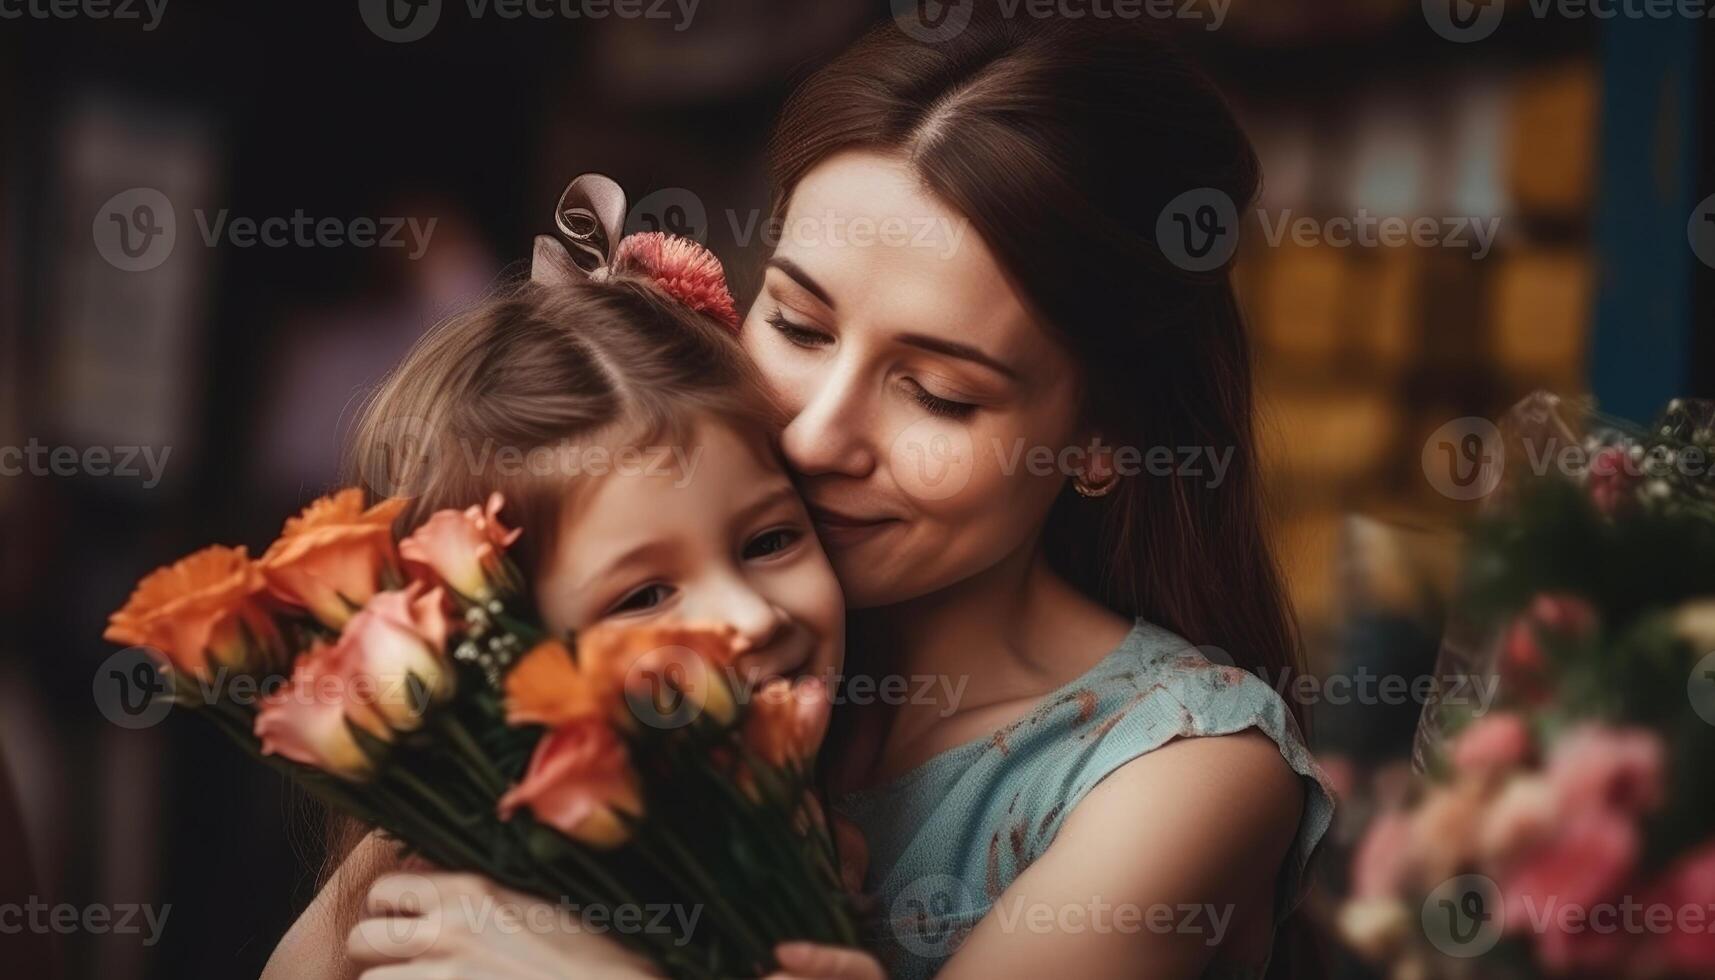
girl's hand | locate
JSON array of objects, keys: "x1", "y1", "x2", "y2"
[
  {"x1": 348, "y1": 872, "x2": 662, "y2": 979},
  {"x1": 765, "y1": 942, "x2": 887, "y2": 980}
]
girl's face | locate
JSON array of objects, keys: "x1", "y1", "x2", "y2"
[
  {"x1": 534, "y1": 416, "x2": 844, "y2": 688},
  {"x1": 740, "y1": 150, "x2": 1087, "y2": 609}
]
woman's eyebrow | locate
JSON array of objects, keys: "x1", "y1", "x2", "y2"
[
  {"x1": 766, "y1": 257, "x2": 835, "y2": 309},
  {"x1": 895, "y1": 332, "x2": 1020, "y2": 381}
]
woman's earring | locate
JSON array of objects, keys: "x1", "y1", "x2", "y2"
[{"x1": 1073, "y1": 473, "x2": 1119, "y2": 498}]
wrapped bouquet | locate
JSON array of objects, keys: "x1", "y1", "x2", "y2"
[
  {"x1": 1338, "y1": 397, "x2": 1715, "y2": 978},
  {"x1": 103, "y1": 488, "x2": 859, "y2": 978}
]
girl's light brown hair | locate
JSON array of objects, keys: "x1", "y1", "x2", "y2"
[{"x1": 318, "y1": 264, "x2": 779, "y2": 931}]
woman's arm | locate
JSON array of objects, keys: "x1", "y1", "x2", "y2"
[
  {"x1": 767, "y1": 730, "x2": 1304, "y2": 980},
  {"x1": 937, "y1": 730, "x2": 1303, "y2": 980}
]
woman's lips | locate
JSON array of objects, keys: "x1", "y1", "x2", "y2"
[{"x1": 807, "y1": 505, "x2": 899, "y2": 547}]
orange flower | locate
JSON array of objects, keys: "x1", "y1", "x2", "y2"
[
  {"x1": 104, "y1": 545, "x2": 278, "y2": 678},
  {"x1": 578, "y1": 622, "x2": 745, "y2": 730},
  {"x1": 399, "y1": 492, "x2": 521, "y2": 600},
  {"x1": 505, "y1": 639, "x2": 606, "y2": 728},
  {"x1": 498, "y1": 720, "x2": 642, "y2": 848},
  {"x1": 339, "y1": 582, "x2": 455, "y2": 732},
  {"x1": 742, "y1": 676, "x2": 831, "y2": 769},
  {"x1": 254, "y1": 638, "x2": 391, "y2": 781},
  {"x1": 260, "y1": 489, "x2": 407, "y2": 628}
]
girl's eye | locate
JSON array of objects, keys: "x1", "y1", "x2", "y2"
[
  {"x1": 904, "y1": 379, "x2": 978, "y2": 420},
  {"x1": 743, "y1": 527, "x2": 802, "y2": 560},
  {"x1": 608, "y1": 583, "x2": 674, "y2": 615},
  {"x1": 766, "y1": 310, "x2": 832, "y2": 348}
]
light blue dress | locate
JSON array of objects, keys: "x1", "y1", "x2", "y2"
[{"x1": 834, "y1": 619, "x2": 1335, "y2": 979}]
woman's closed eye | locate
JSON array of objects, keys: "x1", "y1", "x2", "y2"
[
  {"x1": 902, "y1": 377, "x2": 978, "y2": 420},
  {"x1": 766, "y1": 309, "x2": 833, "y2": 348}
]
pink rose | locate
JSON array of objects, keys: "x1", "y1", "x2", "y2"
[
  {"x1": 1646, "y1": 839, "x2": 1715, "y2": 973},
  {"x1": 498, "y1": 720, "x2": 642, "y2": 849},
  {"x1": 1587, "y1": 446, "x2": 1634, "y2": 516},
  {"x1": 338, "y1": 582, "x2": 455, "y2": 732},
  {"x1": 1351, "y1": 808, "x2": 1414, "y2": 898},
  {"x1": 255, "y1": 639, "x2": 392, "y2": 781},
  {"x1": 399, "y1": 492, "x2": 520, "y2": 600},
  {"x1": 1546, "y1": 724, "x2": 1664, "y2": 816},
  {"x1": 1451, "y1": 712, "x2": 1534, "y2": 776},
  {"x1": 1500, "y1": 809, "x2": 1639, "y2": 973}
]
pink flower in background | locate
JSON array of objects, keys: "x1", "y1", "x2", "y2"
[
  {"x1": 1499, "y1": 808, "x2": 1638, "y2": 955},
  {"x1": 1546, "y1": 724, "x2": 1664, "y2": 816},
  {"x1": 1500, "y1": 594, "x2": 1599, "y2": 703},
  {"x1": 1587, "y1": 446, "x2": 1634, "y2": 516},
  {"x1": 1647, "y1": 839, "x2": 1715, "y2": 973},
  {"x1": 1479, "y1": 774, "x2": 1559, "y2": 862},
  {"x1": 1351, "y1": 808, "x2": 1414, "y2": 898},
  {"x1": 1451, "y1": 712, "x2": 1533, "y2": 776},
  {"x1": 1410, "y1": 780, "x2": 1488, "y2": 884}
]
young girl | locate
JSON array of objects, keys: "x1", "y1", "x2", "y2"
[{"x1": 261, "y1": 226, "x2": 847, "y2": 980}]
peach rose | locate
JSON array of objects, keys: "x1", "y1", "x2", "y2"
[
  {"x1": 260, "y1": 489, "x2": 407, "y2": 629},
  {"x1": 742, "y1": 676, "x2": 831, "y2": 770},
  {"x1": 399, "y1": 492, "x2": 520, "y2": 600},
  {"x1": 339, "y1": 582, "x2": 454, "y2": 732},
  {"x1": 104, "y1": 545, "x2": 279, "y2": 678},
  {"x1": 254, "y1": 639, "x2": 391, "y2": 781},
  {"x1": 498, "y1": 720, "x2": 642, "y2": 848}
]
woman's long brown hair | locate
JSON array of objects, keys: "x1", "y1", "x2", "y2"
[{"x1": 767, "y1": 10, "x2": 1318, "y2": 975}]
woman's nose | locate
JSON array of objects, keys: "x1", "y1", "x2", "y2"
[{"x1": 779, "y1": 358, "x2": 876, "y2": 478}]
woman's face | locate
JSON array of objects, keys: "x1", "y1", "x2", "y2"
[
  {"x1": 740, "y1": 150, "x2": 1088, "y2": 609},
  {"x1": 534, "y1": 416, "x2": 845, "y2": 690}
]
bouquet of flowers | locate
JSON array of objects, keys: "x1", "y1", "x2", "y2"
[
  {"x1": 1336, "y1": 397, "x2": 1715, "y2": 978},
  {"x1": 102, "y1": 488, "x2": 860, "y2": 979}
]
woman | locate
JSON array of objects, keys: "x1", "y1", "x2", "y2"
[{"x1": 344, "y1": 13, "x2": 1332, "y2": 980}]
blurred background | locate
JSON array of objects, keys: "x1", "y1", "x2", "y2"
[{"x1": 0, "y1": 2, "x2": 1711, "y2": 977}]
